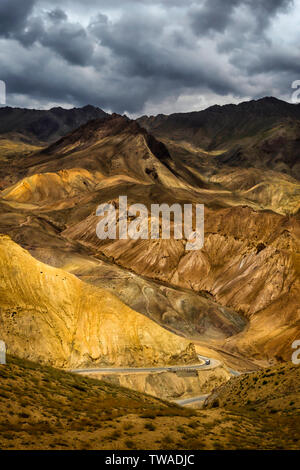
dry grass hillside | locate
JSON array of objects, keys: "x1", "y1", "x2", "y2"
[
  {"x1": 204, "y1": 362, "x2": 300, "y2": 415},
  {"x1": 0, "y1": 356, "x2": 299, "y2": 450}
]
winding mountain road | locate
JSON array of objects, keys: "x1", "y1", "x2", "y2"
[
  {"x1": 70, "y1": 355, "x2": 221, "y2": 375},
  {"x1": 174, "y1": 359, "x2": 241, "y2": 407},
  {"x1": 71, "y1": 355, "x2": 241, "y2": 408},
  {"x1": 175, "y1": 394, "x2": 210, "y2": 406}
]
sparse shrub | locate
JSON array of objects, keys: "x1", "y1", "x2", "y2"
[
  {"x1": 187, "y1": 421, "x2": 199, "y2": 429},
  {"x1": 1, "y1": 432, "x2": 15, "y2": 440},
  {"x1": 125, "y1": 439, "x2": 135, "y2": 449},
  {"x1": 177, "y1": 425, "x2": 185, "y2": 434},
  {"x1": 123, "y1": 422, "x2": 134, "y2": 431},
  {"x1": 140, "y1": 413, "x2": 156, "y2": 419},
  {"x1": 110, "y1": 430, "x2": 121, "y2": 440},
  {"x1": 144, "y1": 422, "x2": 156, "y2": 431},
  {"x1": 18, "y1": 412, "x2": 30, "y2": 419},
  {"x1": 162, "y1": 434, "x2": 173, "y2": 444}
]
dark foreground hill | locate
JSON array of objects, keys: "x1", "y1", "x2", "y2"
[{"x1": 204, "y1": 361, "x2": 300, "y2": 415}]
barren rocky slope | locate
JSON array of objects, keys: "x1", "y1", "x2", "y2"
[
  {"x1": 0, "y1": 101, "x2": 299, "y2": 367},
  {"x1": 0, "y1": 115, "x2": 249, "y2": 348},
  {"x1": 138, "y1": 97, "x2": 300, "y2": 176},
  {"x1": 62, "y1": 201, "x2": 300, "y2": 361},
  {"x1": 0, "y1": 105, "x2": 109, "y2": 190}
]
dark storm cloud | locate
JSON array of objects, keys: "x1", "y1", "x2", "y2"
[
  {"x1": 0, "y1": 2, "x2": 94, "y2": 66},
  {"x1": 244, "y1": 49, "x2": 300, "y2": 75},
  {"x1": 89, "y1": 12, "x2": 236, "y2": 96},
  {"x1": 0, "y1": 40, "x2": 154, "y2": 112},
  {"x1": 189, "y1": 0, "x2": 293, "y2": 36},
  {"x1": 189, "y1": 0, "x2": 240, "y2": 35},
  {"x1": 0, "y1": 0, "x2": 299, "y2": 114},
  {"x1": 40, "y1": 0, "x2": 196, "y2": 8},
  {"x1": 0, "y1": 0, "x2": 36, "y2": 37},
  {"x1": 40, "y1": 22, "x2": 95, "y2": 66},
  {"x1": 47, "y1": 8, "x2": 68, "y2": 22}
]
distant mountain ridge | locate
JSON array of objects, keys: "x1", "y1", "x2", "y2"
[
  {"x1": 0, "y1": 104, "x2": 108, "y2": 143},
  {"x1": 137, "y1": 97, "x2": 300, "y2": 179},
  {"x1": 138, "y1": 97, "x2": 300, "y2": 146}
]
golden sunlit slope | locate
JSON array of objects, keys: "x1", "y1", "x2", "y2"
[
  {"x1": 1, "y1": 168, "x2": 104, "y2": 203},
  {"x1": 0, "y1": 133, "x2": 43, "y2": 190},
  {"x1": 208, "y1": 168, "x2": 300, "y2": 215},
  {"x1": 155, "y1": 137, "x2": 300, "y2": 216},
  {"x1": 0, "y1": 235, "x2": 197, "y2": 368},
  {"x1": 0, "y1": 133, "x2": 41, "y2": 158},
  {"x1": 21, "y1": 114, "x2": 186, "y2": 190},
  {"x1": 3, "y1": 112, "x2": 299, "y2": 217},
  {"x1": 0, "y1": 115, "x2": 190, "y2": 207},
  {"x1": 138, "y1": 99, "x2": 300, "y2": 216},
  {"x1": 0, "y1": 196, "x2": 247, "y2": 347}
]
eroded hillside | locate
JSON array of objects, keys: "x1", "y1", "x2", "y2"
[
  {"x1": 0, "y1": 235, "x2": 196, "y2": 368},
  {"x1": 0, "y1": 101, "x2": 299, "y2": 367}
]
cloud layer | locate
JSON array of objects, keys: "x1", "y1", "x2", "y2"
[{"x1": 0, "y1": 0, "x2": 299, "y2": 114}]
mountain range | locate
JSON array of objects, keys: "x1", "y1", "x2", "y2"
[{"x1": 0, "y1": 97, "x2": 299, "y2": 371}]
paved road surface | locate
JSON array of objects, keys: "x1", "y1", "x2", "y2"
[
  {"x1": 71, "y1": 355, "x2": 222, "y2": 375},
  {"x1": 174, "y1": 362, "x2": 242, "y2": 406},
  {"x1": 71, "y1": 363, "x2": 205, "y2": 375},
  {"x1": 175, "y1": 394, "x2": 210, "y2": 406},
  {"x1": 71, "y1": 355, "x2": 241, "y2": 408}
]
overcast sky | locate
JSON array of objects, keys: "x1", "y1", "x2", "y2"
[{"x1": 0, "y1": 0, "x2": 300, "y2": 116}]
